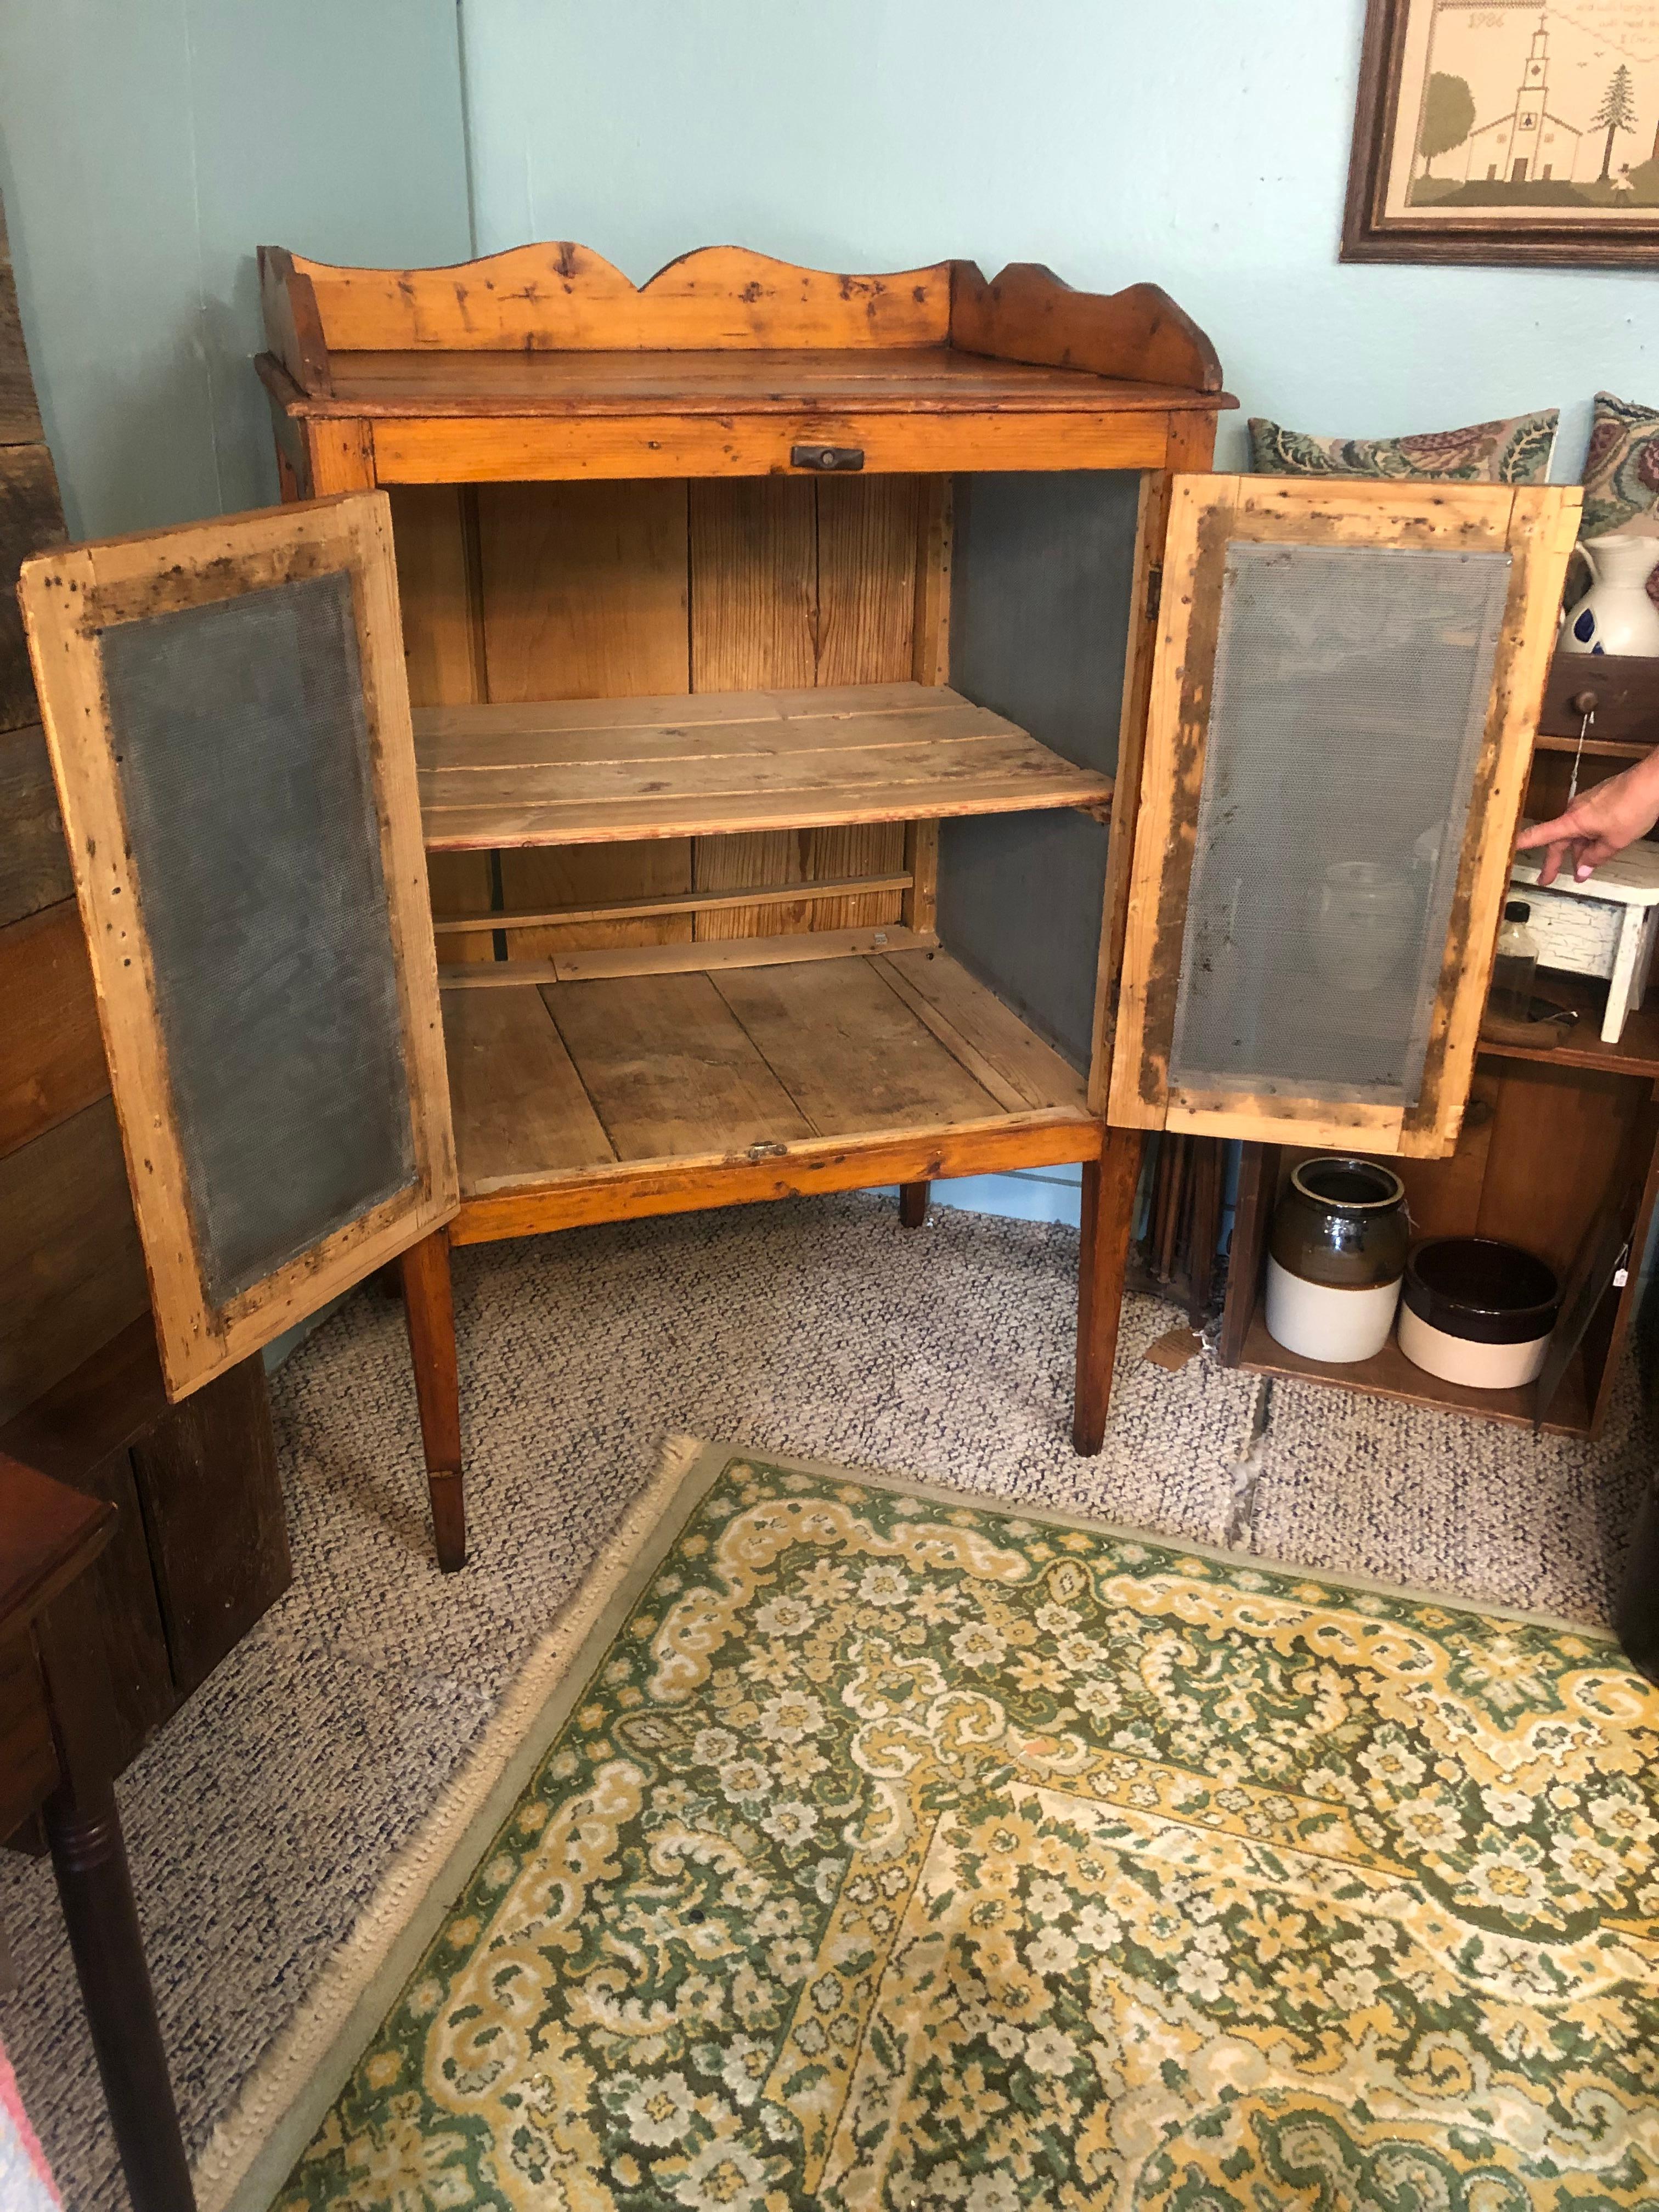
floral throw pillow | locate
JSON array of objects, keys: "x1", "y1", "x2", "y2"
[
  {"x1": 1248, "y1": 409, "x2": 1558, "y2": 485},
  {"x1": 1580, "y1": 390, "x2": 1659, "y2": 539}
]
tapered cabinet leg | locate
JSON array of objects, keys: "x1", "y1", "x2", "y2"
[
  {"x1": 1074, "y1": 1130, "x2": 1144, "y2": 1455},
  {"x1": 399, "y1": 1229, "x2": 465, "y2": 1572},
  {"x1": 899, "y1": 1181, "x2": 931, "y2": 1229}
]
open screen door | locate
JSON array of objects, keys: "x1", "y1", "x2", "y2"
[
  {"x1": 20, "y1": 492, "x2": 458, "y2": 1399},
  {"x1": 1109, "y1": 475, "x2": 1579, "y2": 1158}
]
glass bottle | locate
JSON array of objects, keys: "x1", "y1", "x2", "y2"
[{"x1": 1490, "y1": 900, "x2": 1538, "y2": 1023}]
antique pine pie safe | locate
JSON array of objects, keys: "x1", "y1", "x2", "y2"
[{"x1": 18, "y1": 242, "x2": 1577, "y2": 1571}]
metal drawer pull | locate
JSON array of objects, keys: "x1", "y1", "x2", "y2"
[{"x1": 791, "y1": 443, "x2": 865, "y2": 472}]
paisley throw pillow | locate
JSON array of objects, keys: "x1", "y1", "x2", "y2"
[
  {"x1": 1248, "y1": 409, "x2": 1558, "y2": 485},
  {"x1": 1579, "y1": 390, "x2": 1659, "y2": 539}
]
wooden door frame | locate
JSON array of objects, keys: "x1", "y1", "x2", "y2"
[
  {"x1": 1108, "y1": 475, "x2": 1581, "y2": 1158},
  {"x1": 19, "y1": 494, "x2": 458, "y2": 1398}
]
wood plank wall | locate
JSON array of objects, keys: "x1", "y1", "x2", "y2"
[
  {"x1": 389, "y1": 476, "x2": 935, "y2": 958},
  {"x1": 0, "y1": 206, "x2": 149, "y2": 1424}
]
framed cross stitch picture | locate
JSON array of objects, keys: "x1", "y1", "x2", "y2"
[{"x1": 1344, "y1": 0, "x2": 1659, "y2": 264}]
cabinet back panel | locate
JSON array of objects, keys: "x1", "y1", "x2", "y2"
[
  {"x1": 939, "y1": 470, "x2": 1140, "y2": 1072},
  {"x1": 101, "y1": 573, "x2": 416, "y2": 1304},
  {"x1": 477, "y1": 479, "x2": 695, "y2": 957}
]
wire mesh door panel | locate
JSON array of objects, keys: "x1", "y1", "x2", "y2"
[
  {"x1": 1170, "y1": 541, "x2": 1508, "y2": 1104},
  {"x1": 100, "y1": 571, "x2": 418, "y2": 1308},
  {"x1": 1109, "y1": 476, "x2": 1581, "y2": 1158}
]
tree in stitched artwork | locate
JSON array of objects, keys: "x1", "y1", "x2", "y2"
[
  {"x1": 1417, "y1": 71, "x2": 1475, "y2": 181},
  {"x1": 1592, "y1": 63, "x2": 1639, "y2": 180}
]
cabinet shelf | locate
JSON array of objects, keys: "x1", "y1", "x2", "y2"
[
  {"x1": 415, "y1": 681, "x2": 1111, "y2": 850},
  {"x1": 1235, "y1": 1311, "x2": 1592, "y2": 1437},
  {"x1": 441, "y1": 944, "x2": 1098, "y2": 1235},
  {"x1": 1476, "y1": 973, "x2": 1659, "y2": 1077},
  {"x1": 1532, "y1": 731, "x2": 1651, "y2": 763}
]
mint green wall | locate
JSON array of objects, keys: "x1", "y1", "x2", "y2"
[
  {"x1": 2, "y1": 0, "x2": 1651, "y2": 1245},
  {"x1": 0, "y1": 0, "x2": 472, "y2": 537},
  {"x1": 5, "y1": 2, "x2": 1650, "y2": 577},
  {"x1": 459, "y1": 0, "x2": 1655, "y2": 478}
]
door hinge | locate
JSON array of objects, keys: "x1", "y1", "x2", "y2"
[{"x1": 1146, "y1": 564, "x2": 1163, "y2": 625}]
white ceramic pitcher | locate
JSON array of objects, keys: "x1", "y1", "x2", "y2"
[{"x1": 1561, "y1": 531, "x2": 1659, "y2": 658}]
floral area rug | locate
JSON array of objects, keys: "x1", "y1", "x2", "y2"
[{"x1": 224, "y1": 1441, "x2": 1659, "y2": 2210}]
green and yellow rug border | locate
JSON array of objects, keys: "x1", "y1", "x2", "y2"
[{"x1": 196, "y1": 1437, "x2": 1659, "y2": 2211}]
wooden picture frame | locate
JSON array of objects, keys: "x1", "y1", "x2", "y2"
[
  {"x1": 1109, "y1": 474, "x2": 1581, "y2": 1157},
  {"x1": 19, "y1": 493, "x2": 458, "y2": 1400},
  {"x1": 1344, "y1": 0, "x2": 1659, "y2": 267}
]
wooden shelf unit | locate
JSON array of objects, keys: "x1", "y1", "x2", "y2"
[
  {"x1": 259, "y1": 239, "x2": 1234, "y2": 1565},
  {"x1": 1220, "y1": 649, "x2": 1659, "y2": 1441}
]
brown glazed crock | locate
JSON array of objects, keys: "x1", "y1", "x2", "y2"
[{"x1": 1269, "y1": 1156, "x2": 1409, "y2": 1291}]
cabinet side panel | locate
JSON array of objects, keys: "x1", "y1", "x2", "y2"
[
  {"x1": 938, "y1": 813, "x2": 1109, "y2": 1071},
  {"x1": 947, "y1": 470, "x2": 1140, "y2": 776},
  {"x1": 939, "y1": 470, "x2": 1139, "y2": 1069}
]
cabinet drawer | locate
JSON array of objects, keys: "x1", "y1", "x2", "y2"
[{"x1": 371, "y1": 409, "x2": 1176, "y2": 484}]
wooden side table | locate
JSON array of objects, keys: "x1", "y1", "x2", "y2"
[{"x1": 0, "y1": 1450, "x2": 193, "y2": 2211}]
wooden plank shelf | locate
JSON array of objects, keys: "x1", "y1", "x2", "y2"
[
  {"x1": 1532, "y1": 732, "x2": 1651, "y2": 763},
  {"x1": 442, "y1": 945, "x2": 1097, "y2": 1232},
  {"x1": 1236, "y1": 1311, "x2": 1592, "y2": 1438},
  {"x1": 1476, "y1": 973, "x2": 1659, "y2": 1078},
  {"x1": 415, "y1": 681, "x2": 1113, "y2": 850}
]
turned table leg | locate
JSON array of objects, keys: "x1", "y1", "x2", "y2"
[
  {"x1": 37, "y1": 1574, "x2": 195, "y2": 2212},
  {"x1": 899, "y1": 1182, "x2": 931, "y2": 1229},
  {"x1": 1074, "y1": 1131, "x2": 1144, "y2": 1455},
  {"x1": 399, "y1": 1229, "x2": 465, "y2": 1572}
]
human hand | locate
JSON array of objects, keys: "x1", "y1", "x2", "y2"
[{"x1": 1514, "y1": 753, "x2": 1659, "y2": 885}]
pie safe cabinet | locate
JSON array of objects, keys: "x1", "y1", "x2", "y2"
[
  {"x1": 245, "y1": 240, "x2": 1241, "y2": 1567},
  {"x1": 18, "y1": 245, "x2": 1579, "y2": 1578}
]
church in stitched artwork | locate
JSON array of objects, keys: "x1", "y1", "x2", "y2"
[
  {"x1": 1405, "y1": 1, "x2": 1659, "y2": 208},
  {"x1": 1457, "y1": 22, "x2": 1590, "y2": 184}
]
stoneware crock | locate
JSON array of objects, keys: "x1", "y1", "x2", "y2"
[
  {"x1": 1396, "y1": 1235, "x2": 1560, "y2": 1390},
  {"x1": 1265, "y1": 1156, "x2": 1409, "y2": 1365}
]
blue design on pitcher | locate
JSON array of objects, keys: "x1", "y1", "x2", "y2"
[{"x1": 1573, "y1": 606, "x2": 1596, "y2": 643}]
